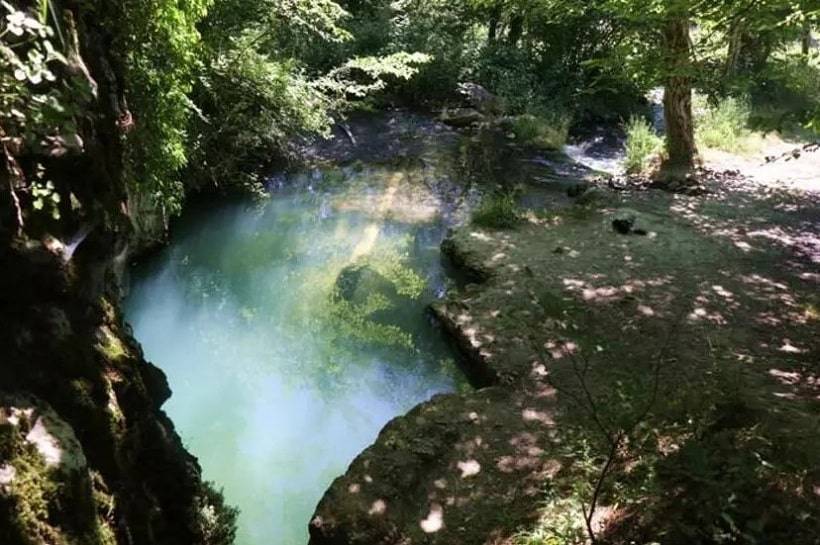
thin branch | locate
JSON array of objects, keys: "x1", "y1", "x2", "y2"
[{"x1": 585, "y1": 431, "x2": 625, "y2": 544}]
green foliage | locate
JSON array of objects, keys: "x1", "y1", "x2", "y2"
[
  {"x1": 471, "y1": 193, "x2": 520, "y2": 229},
  {"x1": 694, "y1": 94, "x2": 757, "y2": 153},
  {"x1": 475, "y1": 46, "x2": 543, "y2": 115},
  {"x1": 30, "y1": 179, "x2": 60, "y2": 220},
  {"x1": 326, "y1": 293, "x2": 415, "y2": 350},
  {"x1": 116, "y1": 0, "x2": 213, "y2": 215},
  {"x1": 624, "y1": 115, "x2": 662, "y2": 173},
  {"x1": 751, "y1": 52, "x2": 820, "y2": 134},
  {"x1": 0, "y1": 2, "x2": 91, "y2": 147},
  {"x1": 380, "y1": 0, "x2": 482, "y2": 103},
  {"x1": 514, "y1": 495, "x2": 587, "y2": 545},
  {"x1": 365, "y1": 241, "x2": 427, "y2": 299},
  {"x1": 511, "y1": 113, "x2": 570, "y2": 150},
  {"x1": 190, "y1": 0, "x2": 431, "y2": 195},
  {"x1": 314, "y1": 51, "x2": 431, "y2": 100},
  {"x1": 192, "y1": 482, "x2": 238, "y2": 545},
  {"x1": 190, "y1": 44, "x2": 332, "y2": 193}
]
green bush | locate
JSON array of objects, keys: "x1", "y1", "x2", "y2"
[
  {"x1": 471, "y1": 193, "x2": 521, "y2": 229},
  {"x1": 115, "y1": 0, "x2": 212, "y2": 215},
  {"x1": 512, "y1": 113, "x2": 570, "y2": 150},
  {"x1": 750, "y1": 54, "x2": 820, "y2": 135},
  {"x1": 695, "y1": 95, "x2": 756, "y2": 153},
  {"x1": 192, "y1": 482, "x2": 238, "y2": 545},
  {"x1": 623, "y1": 115, "x2": 662, "y2": 173},
  {"x1": 475, "y1": 46, "x2": 543, "y2": 114}
]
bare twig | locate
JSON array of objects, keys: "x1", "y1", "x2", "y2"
[
  {"x1": 584, "y1": 431, "x2": 626, "y2": 544},
  {"x1": 1, "y1": 127, "x2": 24, "y2": 237},
  {"x1": 531, "y1": 306, "x2": 687, "y2": 544}
]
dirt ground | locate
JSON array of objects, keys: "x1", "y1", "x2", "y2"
[
  {"x1": 309, "y1": 121, "x2": 820, "y2": 544},
  {"x1": 703, "y1": 137, "x2": 820, "y2": 193}
]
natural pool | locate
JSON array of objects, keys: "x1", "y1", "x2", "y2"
[{"x1": 125, "y1": 165, "x2": 470, "y2": 545}]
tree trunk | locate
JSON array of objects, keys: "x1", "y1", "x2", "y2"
[
  {"x1": 507, "y1": 13, "x2": 524, "y2": 46},
  {"x1": 662, "y1": 16, "x2": 697, "y2": 177},
  {"x1": 488, "y1": 3, "x2": 502, "y2": 44},
  {"x1": 802, "y1": 20, "x2": 812, "y2": 56},
  {"x1": 725, "y1": 19, "x2": 744, "y2": 77}
]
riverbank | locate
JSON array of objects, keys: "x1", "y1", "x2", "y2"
[{"x1": 309, "y1": 130, "x2": 820, "y2": 543}]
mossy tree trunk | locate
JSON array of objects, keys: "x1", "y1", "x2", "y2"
[{"x1": 661, "y1": 15, "x2": 698, "y2": 178}]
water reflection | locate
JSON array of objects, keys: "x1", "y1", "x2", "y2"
[{"x1": 125, "y1": 167, "x2": 467, "y2": 545}]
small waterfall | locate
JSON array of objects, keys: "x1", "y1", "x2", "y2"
[
  {"x1": 62, "y1": 224, "x2": 94, "y2": 262},
  {"x1": 647, "y1": 87, "x2": 666, "y2": 134}
]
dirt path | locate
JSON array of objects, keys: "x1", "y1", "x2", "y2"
[{"x1": 703, "y1": 138, "x2": 820, "y2": 193}]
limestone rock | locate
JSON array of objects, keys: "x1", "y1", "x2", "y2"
[{"x1": 457, "y1": 82, "x2": 504, "y2": 115}]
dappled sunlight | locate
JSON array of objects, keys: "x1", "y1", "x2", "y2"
[
  {"x1": 457, "y1": 459, "x2": 481, "y2": 478},
  {"x1": 668, "y1": 182, "x2": 820, "y2": 271},
  {"x1": 768, "y1": 368, "x2": 819, "y2": 397},
  {"x1": 746, "y1": 225, "x2": 820, "y2": 264},
  {"x1": 420, "y1": 503, "x2": 444, "y2": 533},
  {"x1": 778, "y1": 339, "x2": 808, "y2": 354},
  {"x1": 521, "y1": 408, "x2": 554, "y2": 426},
  {"x1": 543, "y1": 340, "x2": 577, "y2": 360},
  {"x1": 562, "y1": 276, "x2": 673, "y2": 307},
  {"x1": 368, "y1": 499, "x2": 387, "y2": 516}
]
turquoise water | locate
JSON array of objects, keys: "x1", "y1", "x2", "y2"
[{"x1": 125, "y1": 167, "x2": 466, "y2": 545}]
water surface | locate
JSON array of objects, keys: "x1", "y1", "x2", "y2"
[{"x1": 126, "y1": 166, "x2": 468, "y2": 545}]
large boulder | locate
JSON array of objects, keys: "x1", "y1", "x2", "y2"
[
  {"x1": 309, "y1": 388, "x2": 561, "y2": 545},
  {"x1": 457, "y1": 82, "x2": 504, "y2": 115}
]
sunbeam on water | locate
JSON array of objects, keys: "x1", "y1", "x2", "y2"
[{"x1": 125, "y1": 167, "x2": 467, "y2": 545}]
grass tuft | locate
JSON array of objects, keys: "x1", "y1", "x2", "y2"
[
  {"x1": 695, "y1": 95, "x2": 761, "y2": 153},
  {"x1": 471, "y1": 193, "x2": 521, "y2": 229},
  {"x1": 623, "y1": 116, "x2": 662, "y2": 173},
  {"x1": 512, "y1": 114, "x2": 570, "y2": 150}
]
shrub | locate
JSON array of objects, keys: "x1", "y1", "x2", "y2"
[
  {"x1": 750, "y1": 54, "x2": 820, "y2": 135},
  {"x1": 623, "y1": 116, "x2": 662, "y2": 173},
  {"x1": 114, "y1": 0, "x2": 212, "y2": 215},
  {"x1": 192, "y1": 482, "x2": 238, "y2": 545},
  {"x1": 695, "y1": 95, "x2": 757, "y2": 153},
  {"x1": 512, "y1": 113, "x2": 570, "y2": 150},
  {"x1": 471, "y1": 193, "x2": 521, "y2": 229}
]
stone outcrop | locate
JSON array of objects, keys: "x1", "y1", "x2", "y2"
[
  {"x1": 310, "y1": 186, "x2": 820, "y2": 544},
  {"x1": 309, "y1": 388, "x2": 561, "y2": 545}
]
